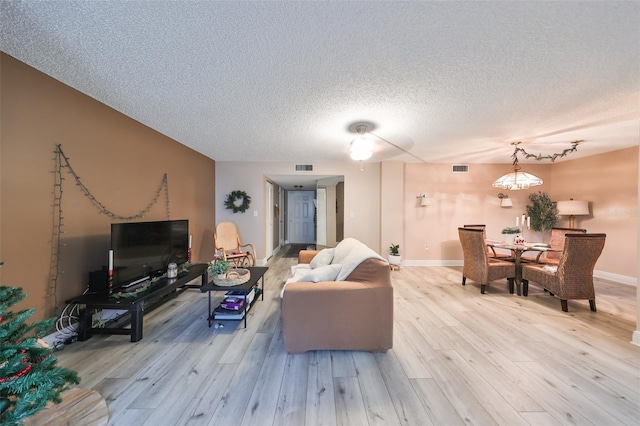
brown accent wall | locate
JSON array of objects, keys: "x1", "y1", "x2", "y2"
[{"x1": 0, "y1": 54, "x2": 216, "y2": 320}]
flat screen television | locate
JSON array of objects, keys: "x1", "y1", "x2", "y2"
[{"x1": 111, "y1": 219, "x2": 189, "y2": 289}]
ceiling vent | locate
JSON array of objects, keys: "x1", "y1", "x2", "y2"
[
  {"x1": 294, "y1": 164, "x2": 314, "y2": 172},
  {"x1": 452, "y1": 164, "x2": 469, "y2": 173}
]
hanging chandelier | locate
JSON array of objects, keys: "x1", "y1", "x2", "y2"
[
  {"x1": 492, "y1": 140, "x2": 582, "y2": 190},
  {"x1": 492, "y1": 142, "x2": 543, "y2": 190}
]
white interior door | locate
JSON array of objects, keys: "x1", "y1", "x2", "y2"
[{"x1": 287, "y1": 191, "x2": 315, "y2": 244}]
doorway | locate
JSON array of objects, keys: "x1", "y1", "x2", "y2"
[{"x1": 287, "y1": 191, "x2": 315, "y2": 244}]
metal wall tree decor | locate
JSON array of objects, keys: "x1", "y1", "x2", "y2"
[{"x1": 224, "y1": 190, "x2": 251, "y2": 213}]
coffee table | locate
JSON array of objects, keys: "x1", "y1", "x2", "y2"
[{"x1": 200, "y1": 266, "x2": 268, "y2": 328}]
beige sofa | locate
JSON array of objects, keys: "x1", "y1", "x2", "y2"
[{"x1": 281, "y1": 238, "x2": 393, "y2": 354}]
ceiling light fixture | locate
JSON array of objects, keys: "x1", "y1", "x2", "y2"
[
  {"x1": 348, "y1": 123, "x2": 428, "y2": 170},
  {"x1": 349, "y1": 125, "x2": 374, "y2": 162},
  {"x1": 492, "y1": 140, "x2": 582, "y2": 191},
  {"x1": 492, "y1": 142, "x2": 543, "y2": 190}
]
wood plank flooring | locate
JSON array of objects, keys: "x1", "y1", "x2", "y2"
[{"x1": 56, "y1": 253, "x2": 640, "y2": 425}]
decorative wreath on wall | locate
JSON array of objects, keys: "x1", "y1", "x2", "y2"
[{"x1": 224, "y1": 190, "x2": 251, "y2": 213}]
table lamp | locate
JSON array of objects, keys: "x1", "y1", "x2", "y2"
[{"x1": 556, "y1": 198, "x2": 589, "y2": 228}]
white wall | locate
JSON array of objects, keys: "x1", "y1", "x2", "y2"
[{"x1": 216, "y1": 161, "x2": 381, "y2": 263}]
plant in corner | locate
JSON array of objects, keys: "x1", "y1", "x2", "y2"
[
  {"x1": 526, "y1": 191, "x2": 558, "y2": 232},
  {"x1": 388, "y1": 244, "x2": 401, "y2": 266}
]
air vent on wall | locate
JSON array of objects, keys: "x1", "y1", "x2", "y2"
[
  {"x1": 295, "y1": 164, "x2": 314, "y2": 172},
  {"x1": 452, "y1": 164, "x2": 469, "y2": 173}
]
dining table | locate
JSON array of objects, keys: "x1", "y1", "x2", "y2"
[{"x1": 486, "y1": 241, "x2": 558, "y2": 296}]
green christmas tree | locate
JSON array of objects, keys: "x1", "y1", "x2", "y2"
[{"x1": 0, "y1": 273, "x2": 79, "y2": 424}]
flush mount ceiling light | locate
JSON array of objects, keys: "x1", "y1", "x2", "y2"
[
  {"x1": 349, "y1": 125, "x2": 373, "y2": 161},
  {"x1": 347, "y1": 122, "x2": 428, "y2": 170}
]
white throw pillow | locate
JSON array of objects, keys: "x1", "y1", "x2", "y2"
[
  {"x1": 291, "y1": 263, "x2": 312, "y2": 275},
  {"x1": 310, "y1": 248, "x2": 335, "y2": 269},
  {"x1": 299, "y1": 264, "x2": 342, "y2": 282}
]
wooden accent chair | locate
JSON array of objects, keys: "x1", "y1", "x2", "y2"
[
  {"x1": 521, "y1": 233, "x2": 606, "y2": 312},
  {"x1": 523, "y1": 227, "x2": 587, "y2": 263},
  {"x1": 213, "y1": 222, "x2": 256, "y2": 267},
  {"x1": 463, "y1": 224, "x2": 511, "y2": 259},
  {"x1": 458, "y1": 227, "x2": 516, "y2": 294}
]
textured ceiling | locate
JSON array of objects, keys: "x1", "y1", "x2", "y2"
[{"x1": 1, "y1": 1, "x2": 639, "y2": 166}]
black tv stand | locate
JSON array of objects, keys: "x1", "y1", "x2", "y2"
[{"x1": 70, "y1": 263, "x2": 208, "y2": 342}]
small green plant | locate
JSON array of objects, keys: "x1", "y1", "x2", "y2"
[
  {"x1": 526, "y1": 191, "x2": 558, "y2": 232},
  {"x1": 501, "y1": 226, "x2": 521, "y2": 234},
  {"x1": 389, "y1": 244, "x2": 400, "y2": 256},
  {"x1": 209, "y1": 259, "x2": 230, "y2": 276}
]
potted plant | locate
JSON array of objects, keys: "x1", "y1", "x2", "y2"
[
  {"x1": 209, "y1": 259, "x2": 230, "y2": 279},
  {"x1": 501, "y1": 226, "x2": 521, "y2": 245},
  {"x1": 526, "y1": 191, "x2": 558, "y2": 232},
  {"x1": 388, "y1": 243, "x2": 401, "y2": 266}
]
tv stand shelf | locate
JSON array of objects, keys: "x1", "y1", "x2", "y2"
[{"x1": 70, "y1": 263, "x2": 209, "y2": 342}]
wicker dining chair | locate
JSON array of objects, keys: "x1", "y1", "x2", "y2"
[
  {"x1": 463, "y1": 224, "x2": 512, "y2": 260},
  {"x1": 521, "y1": 233, "x2": 606, "y2": 312},
  {"x1": 458, "y1": 227, "x2": 516, "y2": 294},
  {"x1": 522, "y1": 227, "x2": 587, "y2": 263},
  {"x1": 213, "y1": 221, "x2": 256, "y2": 267}
]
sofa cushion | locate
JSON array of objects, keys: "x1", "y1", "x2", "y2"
[
  {"x1": 310, "y1": 248, "x2": 335, "y2": 269},
  {"x1": 299, "y1": 264, "x2": 342, "y2": 282}
]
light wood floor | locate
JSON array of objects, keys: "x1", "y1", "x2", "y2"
[{"x1": 56, "y1": 253, "x2": 640, "y2": 426}]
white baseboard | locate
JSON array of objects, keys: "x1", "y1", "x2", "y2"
[
  {"x1": 402, "y1": 260, "x2": 636, "y2": 286},
  {"x1": 593, "y1": 270, "x2": 637, "y2": 286},
  {"x1": 632, "y1": 330, "x2": 640, "y2": 347},
  {"x1": 403, "y1": 260, "x2": 463, "y2": 267}
]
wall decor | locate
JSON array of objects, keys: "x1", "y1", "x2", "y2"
[
  {"x1": 49, "y1": 144, "x2": 170, "y2": 313},
  {"x1": 224, "y1": 190, "x2": 251, "y2": 213}
]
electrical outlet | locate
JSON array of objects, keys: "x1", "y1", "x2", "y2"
[{"x1": 424, "y1": 244, "x2": 430, "y2": 250}]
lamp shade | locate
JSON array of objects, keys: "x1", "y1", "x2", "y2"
[
  {"x1": 492, "y1": 170, "x2": 543, "y2": 190},
  {"x1": 500, "y1": 197, "x2": 513, "y2": 207},
  {"x1": 556, "y1": 200, "x2": 589, "y2": 216}
]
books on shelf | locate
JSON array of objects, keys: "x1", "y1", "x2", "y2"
[
  {"x1": 214, "y1": 287, "x2": 259, "y2": 320},
  {"x1": 221, "y1": 296, "x2": 245, "y2": 311},
  {"x1": 213, "y1": 305, "x2": 246, "y2": 320}
]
